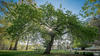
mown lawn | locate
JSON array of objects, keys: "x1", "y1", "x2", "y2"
[
  {"x1": 0, "y1": 50, "x2": 84, "y2": 56},
  {"x1": 0, "y1": 50, "x2": 42, "y2": 56}
]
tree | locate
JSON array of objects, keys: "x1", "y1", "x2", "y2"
[
  {"x1": 1, "y1": 0, "x2": 98, "y2": 54},
  {"x1": 89, "y1": 17, "x2": 100, "y2": 44},
  {"x1": 80, "y1": 0, "x2": 100, "y2": 48},
  {"x1": 0, "y1": 16, "x2": 11, "y2": 50},
  {"x1": 72, "y1": 37, "x2": 92, "y2": 50},
  {"x1": 39, "y1": 4, "x2": 98, "y2": 54},
  {"x1": 0, "y1": 18, "x2": 8, "y2": 37},
  {"x1": 80, "y1": 0, "x2": 100, "y2": 17},
  {"x1": 71, "y1": 22, "x2": 99, "y2": 50},
  {"x1": 39, "y1": 4, "x2": 68, "y2": 54},
  {"x1": 1, "y1": 0, "x2": 42, "y2": 50}
]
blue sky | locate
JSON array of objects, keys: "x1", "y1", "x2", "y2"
[
  {"x1": 0, "y1": 0, "x2": 86, "y2": 15},
  {"x1": 35, "y1": 0, "x2": 86, "y2": 15}
]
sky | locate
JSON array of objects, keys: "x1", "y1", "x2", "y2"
[
  {"x1": 35, "y1": 0, "x2": 86, "y2": 15},
  {"x1": 0, "y1": 0, "x2": 86, "y2": 15}
]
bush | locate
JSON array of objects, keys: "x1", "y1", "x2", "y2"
[
  {"x1": 74, "y1": 51, "x2": 79, "y2": 54},
  {"x1": 75, "y1": 52, "x2": 94, "y2": 56},
  {"x1": 84, "y1": 52, "x2": 94, "y2": 56}
]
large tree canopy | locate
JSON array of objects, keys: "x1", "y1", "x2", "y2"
[{"x1": 0, "y1": 0, "x2": 98, "y2": 54}]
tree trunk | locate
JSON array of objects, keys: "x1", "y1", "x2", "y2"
[
  {"x1": 13, "y1": 38, "x2": 19, "y2": 50},
  {"x1": 44, "y1": 34, "x2": 55, "y2": 54},
  {"x1": 26, "y1": 38, "x2": 29, "y2": 50},
  {"x1": 81, "y1": 47, "x2": 85, "y2": 50},
  {"x1": 9, "y1": 40, "x2": 13, "y2": 50}
]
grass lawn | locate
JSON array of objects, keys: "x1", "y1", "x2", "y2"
[
  {"x1": 0, "y1": 50, "x2": 42, "y2": 56},
  {"x1": 0, "y1": 50, "x2": 84, "y2": 56}
]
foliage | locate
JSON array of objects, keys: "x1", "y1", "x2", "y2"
[
  {"x1": 72, "y1": 38, "x2": 92, "y2": 48},
  {"x1": 75, "y1": 52, "x2": 94, "y2": 56},
  {"x1": 0, "y1": 38, "x2": 10, "y2": 50},
  {"x1": 80, "y1": 0, "x2": 100, "y2": 17},
  {"x1": 72, "y1": 24, "x2": 98, "y2": 48},
  {"x1": 67, "y1": 13, "x2": 99, "y2": 48},
  {"x1": 0, "y1": 0, "x2": 99, "y2": 53}
]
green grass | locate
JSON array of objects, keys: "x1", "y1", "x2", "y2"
[
  {"x1": 0, "y1": 50, "x2": 85, "y2": 56},
  {"x1": 0, "y1": 50, "x2": 41, "y2": 56},
  {"x1": 51, "y1": 49, "x2": 70, "y2": 54},
  {"x1": 0, "y1": 50, "x2": 70, "y2": 56}
]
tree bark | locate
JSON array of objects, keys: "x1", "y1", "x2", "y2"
[
  {"x1": 13, "y1": 38, "x2": 19, "y2": 50},
  {"x1": 81, "y1": 47, "x2": 85, "y2": 50},
  {"x1": 44, "y1": 34, "x2": 55, "y2": 54},
  {"x1": 26, "y1": 38, "x2": 29, "y2": 50}
]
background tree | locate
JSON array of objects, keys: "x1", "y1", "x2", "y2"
[
  {"x1": 80, "y1": 0, "x2": 100, "y2": 48},
  {"x1": 0, "y1": 16, "x2": 11, "y2": 50},
  {"x1": 80, "y1": 0, "x2": 100, "y2": 17},
  {"x1": 1, "y1": 0, "x2": 42, "y2": 50}
]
